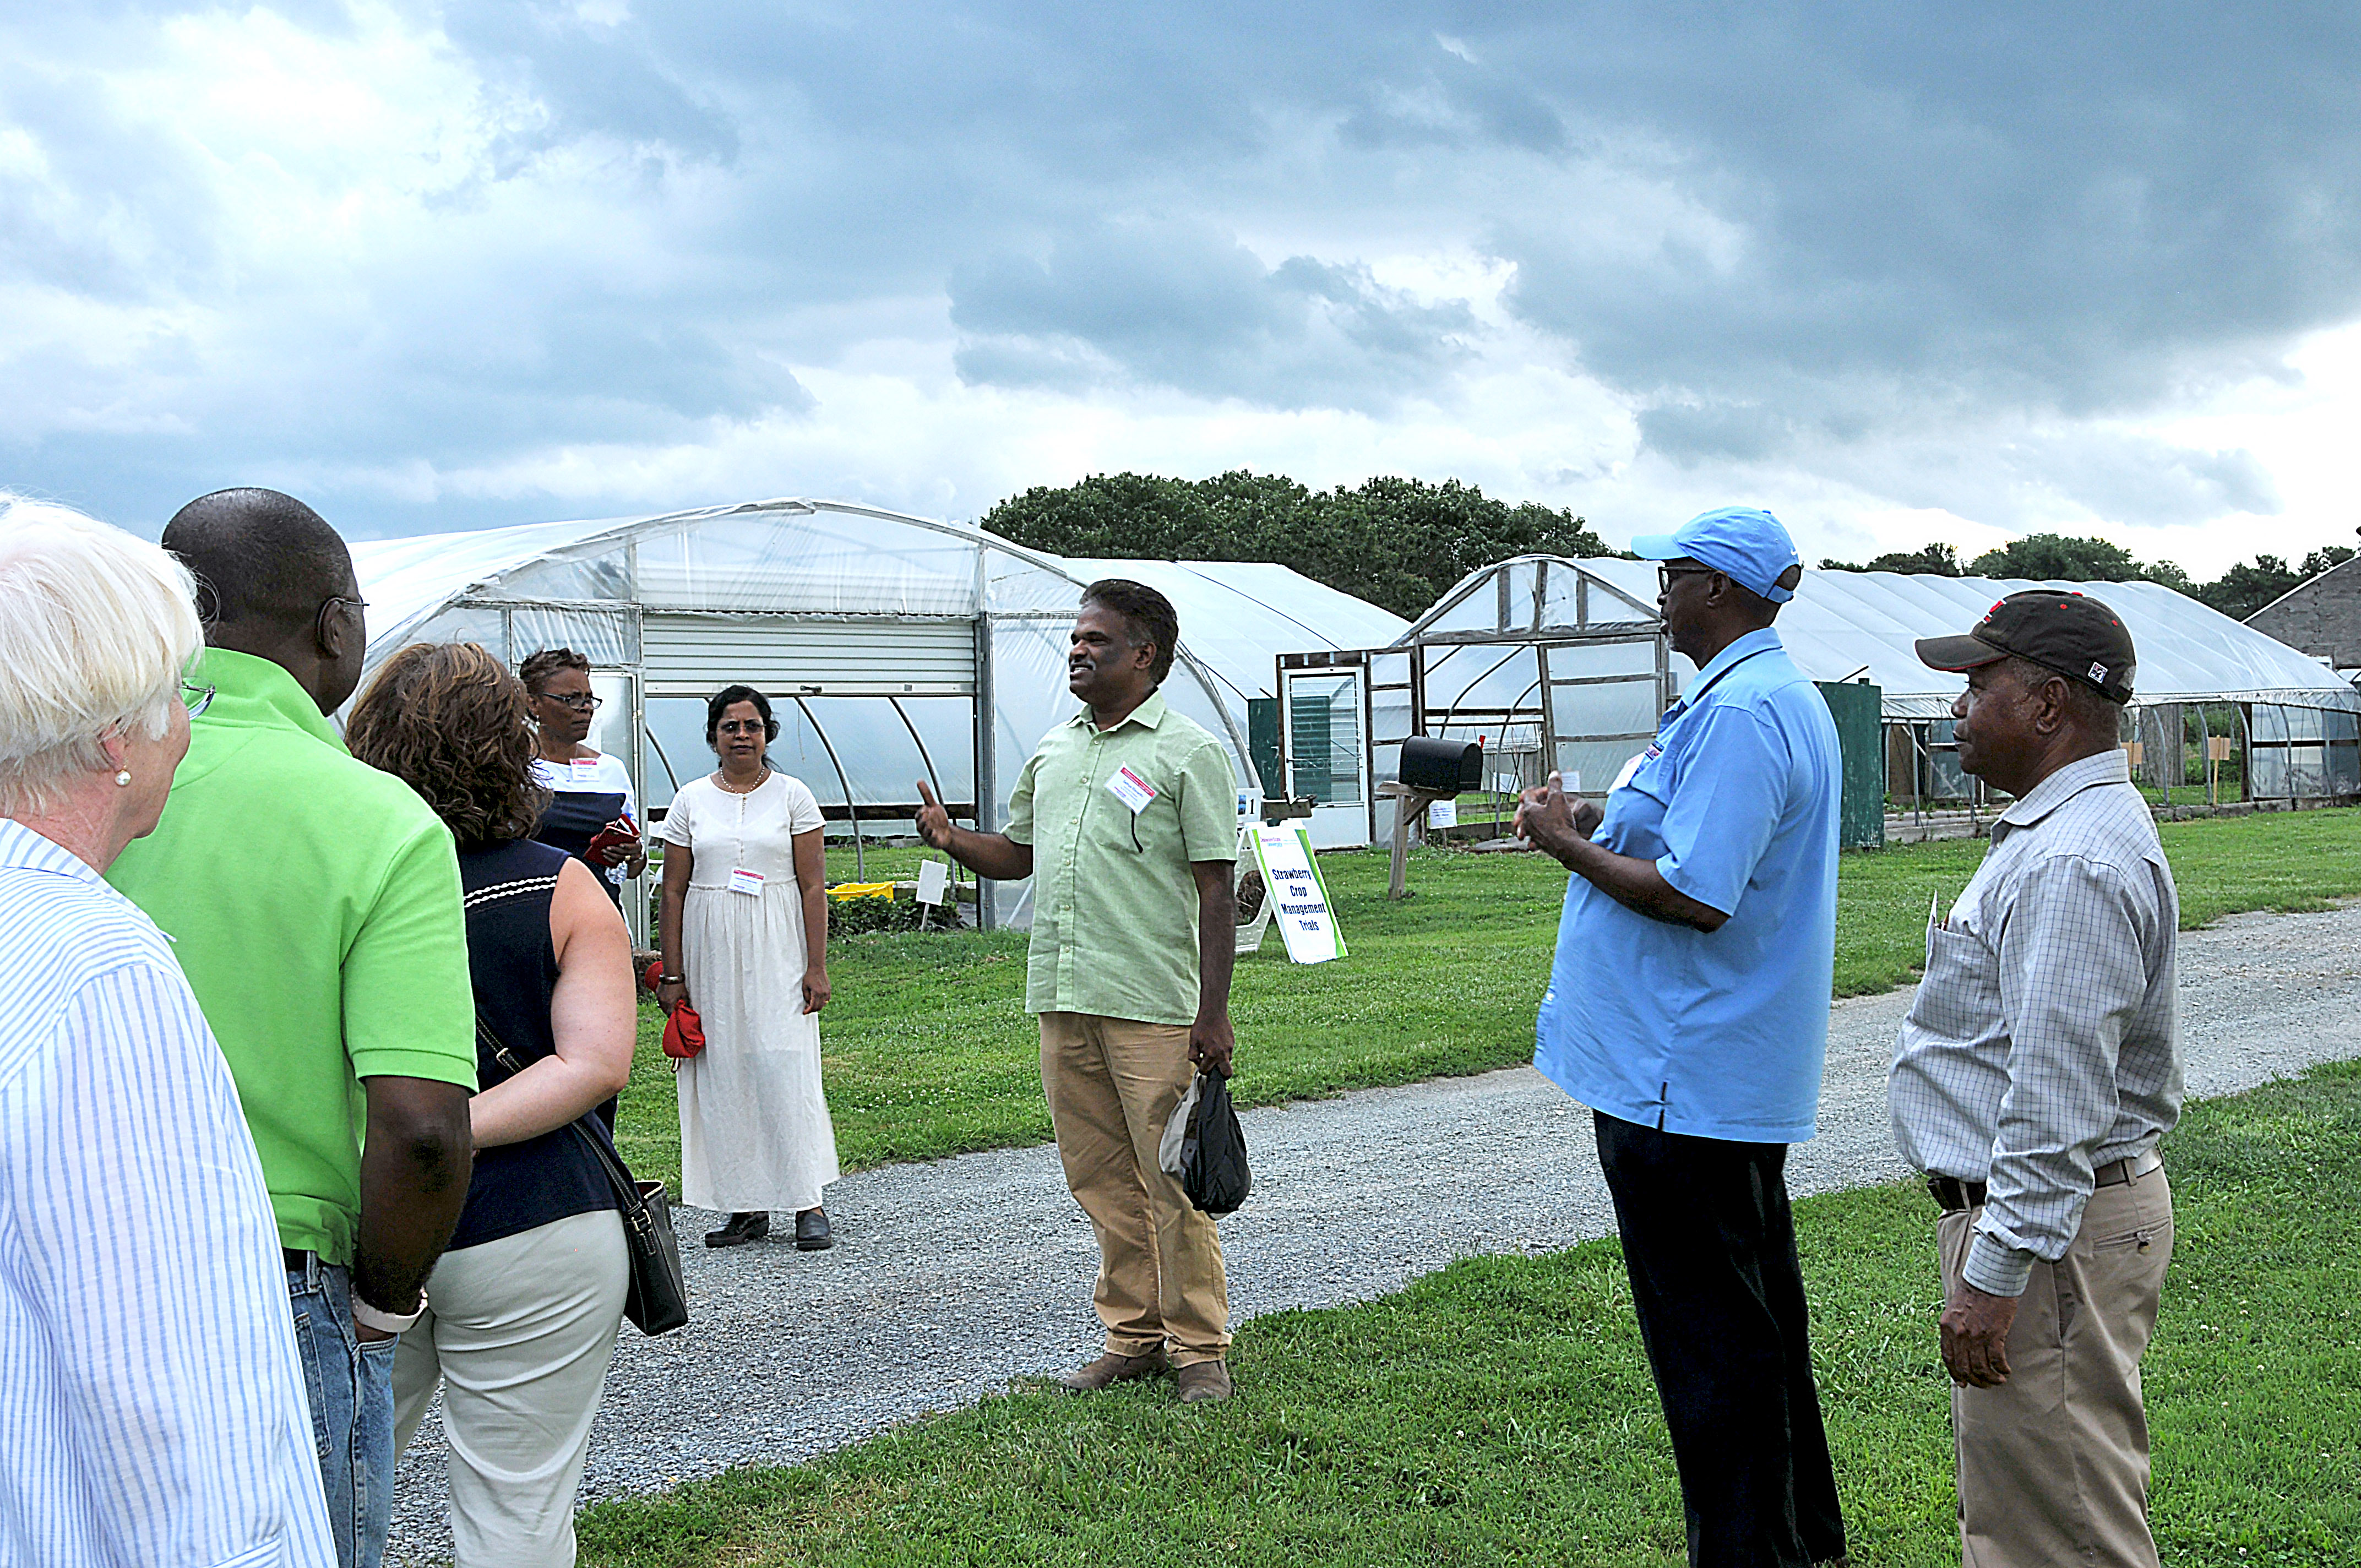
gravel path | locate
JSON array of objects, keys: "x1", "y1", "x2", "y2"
[{"x1": 387, "y1": 903, "x2": 2361, "y2": 1562}]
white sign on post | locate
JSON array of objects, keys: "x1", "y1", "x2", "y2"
[
  {"x1": 914, "y1": 859, "x2": 950, "y2": 907},
  {"x1": 1248, "y1": 823, "x2": 1346, "y2": 965}
]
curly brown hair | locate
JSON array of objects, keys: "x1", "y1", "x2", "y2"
[{"x1": 347, "y1": 641, "x2": 548, "y2": 848}]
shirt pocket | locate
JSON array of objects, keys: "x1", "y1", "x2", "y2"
[
  {"x1": 1913, "y1": 919, "x2": 2001, "y2": 1043},
  {"x1": 1086, "y1": 765, "x2": 1163, "y2": 856}
]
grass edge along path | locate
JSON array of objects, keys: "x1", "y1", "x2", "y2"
[
  {"x1": 578, "y1": 1059, "x2": 2361, "y2": 1567},
  {"x1": 615, "y1": 808, "x2": 2361, "y2": 1191}
]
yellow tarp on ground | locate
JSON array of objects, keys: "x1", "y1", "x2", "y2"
[{"x1": 826, "y1": 881, "x2": 898, "y2": 903}]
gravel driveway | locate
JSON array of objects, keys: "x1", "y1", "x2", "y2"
[{"x1": 387, "y1": 902, "x2": 2361, "y2": 1562}]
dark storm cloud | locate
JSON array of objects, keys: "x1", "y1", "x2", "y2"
[
  {"x1": 949, "y1": 219, "x2": 1475, "y2": 408},
  {"x1": 5, "y1": 1, "x2": 2360, "y2": 535},
  {"x1": 1478, "y1": 5, "x2": 2361, "y2": 443}
]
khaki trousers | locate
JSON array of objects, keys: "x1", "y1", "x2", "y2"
[
  {"x1": 393, "y1": 1208, "x2": 630, "y2": 1568},
  {"x1": 1038, "y1": 1012, "x2": 1230, "y2": 1365},
  {"x1": 1939, "y1": 1166, "x2": 2173, "y2": 1568}
]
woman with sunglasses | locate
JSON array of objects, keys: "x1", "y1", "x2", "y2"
[{"x1": 519, "y1": 647, "x2": 645, "y2": 906}]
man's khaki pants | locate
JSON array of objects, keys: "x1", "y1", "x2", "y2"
[
  {"x1": 1939, "y1": 1165, "x2": 2173, "y2": 1568},
  {"x1": 1039, "y1": 1012, "x2": 1230, "y2": 1366}
]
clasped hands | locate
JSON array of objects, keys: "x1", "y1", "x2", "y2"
[{"x1": 1513, "y1": 771, "x2": 1603, "y2": 859}]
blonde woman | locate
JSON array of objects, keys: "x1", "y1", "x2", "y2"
[{"x1": 0, "y1": 497, "x2": 335, "y2": 1565}]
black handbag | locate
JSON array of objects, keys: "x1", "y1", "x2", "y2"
[
  {"x1": 1176, "y1": 1068, "x2": 1253, "y2": 1216},
  {"x1": 476, "y1": 1016, "x2": 689, "y2": 1337}
]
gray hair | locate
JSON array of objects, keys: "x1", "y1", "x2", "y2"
[{"x1": 0, "y1": 496, "x2": 204, "y2": 815}]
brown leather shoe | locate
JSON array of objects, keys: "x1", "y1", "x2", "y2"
[
  {"x1": 1175, "y1": 1360, "x2": 1233, "y2": 1404},
  {"x1": 1058, "y1": 1346, "x2": 1168, "y2": 1392}
]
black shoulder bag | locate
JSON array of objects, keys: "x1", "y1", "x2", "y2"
[{"x1": 476, "y1": 1015, "x2": 689, "y2": 1336}]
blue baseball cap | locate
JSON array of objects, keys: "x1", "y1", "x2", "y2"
[{"x1": 1628, "y1": 506, "x2": 1802, "y2": 603}]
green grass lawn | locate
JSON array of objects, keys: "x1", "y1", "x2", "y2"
[
  {"x1": 615, "y1": 808, "x2": 2361, "y2": 1194},
  {"x1": 579, "y1": 1058, "x2": 2361, "y2": 1566}
]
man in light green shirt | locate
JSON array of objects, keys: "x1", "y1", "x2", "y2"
[
  {"x1": 108, "y1": 488, "x2": 476, "y2": 1568},
  {"x1": 918, "y1": 579, "x2": 1241, "y2": 1403}
]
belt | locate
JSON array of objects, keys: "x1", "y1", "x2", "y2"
[
  {"x1": 1928, "y1": 1148, "x2": 2163, "y2": 1213},
  {"x1": 284, "y1": 1247, "x2": 311, "y2": 1273}
]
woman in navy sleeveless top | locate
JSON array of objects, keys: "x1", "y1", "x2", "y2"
[{"x1": 347, "y1": 641, "x2": 637, "y2": 1567}]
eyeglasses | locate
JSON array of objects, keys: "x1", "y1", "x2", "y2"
[
  {"x1": 1657, "y1": 565, "x2": 1718, "y2": 594},
  {"x1": 537, "y1": 692, "x2": 603, "y2": 712},
  {"x1": 183, "y1": 682, "x2": 215, "y2": 719}
]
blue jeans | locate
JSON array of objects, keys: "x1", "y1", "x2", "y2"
[{"x1": 287, "y1": 1254, "x2": 399, "y2": 1568}]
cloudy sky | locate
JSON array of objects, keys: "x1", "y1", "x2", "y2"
[{"x1": 6, "y1": 2, "x2": 2359, "y2": 574}]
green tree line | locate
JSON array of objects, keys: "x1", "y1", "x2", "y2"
[
  {"x1": 1818, "y1": 535, "x2": 2358, "y2": 620},
  {"x1": 979, "y1": 471, "x2": 1611, "y2": 620},
  {"x1": 983, "y1": 471, "x2": 2353, "y2": 625}
]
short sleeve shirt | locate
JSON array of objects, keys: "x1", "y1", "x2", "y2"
[
  {"x1": 1005, "y1": 692, "x2": 1238, "y2": 1025},
  {"x1": 1534, "y1": 629, "x2": 1842, "y2": 1142},
  {"x1": 107, "y1": 648, "x2": 478, "y2": 1266},
  {"x1": 659, "y1": 772, "x2": 825, "y2": 886}
]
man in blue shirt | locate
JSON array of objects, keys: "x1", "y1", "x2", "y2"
[{"x1": 1518, "y1": 507, "x2": 1846, "y2": 1568}]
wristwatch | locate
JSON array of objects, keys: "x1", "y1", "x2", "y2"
[{"x1": 351, "y1": 1292, "x2": 427, "y2": 1335}]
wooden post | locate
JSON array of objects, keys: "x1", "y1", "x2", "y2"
[{"x1": 1381, "y1": 782, "x2": 1445, "y2": 900}]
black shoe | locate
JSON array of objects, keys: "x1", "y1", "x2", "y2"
[
  {"x1": 704, "y1": 1212, "x2": 768, "y2": 1248},
  {"x1": 795, "y1": 1208, "x2": 833, "y2": 1250}
]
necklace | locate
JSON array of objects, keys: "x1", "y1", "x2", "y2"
[{"x1": 714, "y1": 767, "x2": 769, "y2": 794}]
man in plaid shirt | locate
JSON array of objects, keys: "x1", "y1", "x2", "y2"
[{"x1": 1892, "y1": 589, "x2": 2182, "y2": 1568}]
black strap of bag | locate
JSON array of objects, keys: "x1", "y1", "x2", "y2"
[{"x1": 474, "y1": 1014, "x2": 689, "y2": 1336}]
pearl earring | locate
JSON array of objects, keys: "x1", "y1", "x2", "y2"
[{"x1": 115, "y1": 770, "x2": 133, "y2": 787}]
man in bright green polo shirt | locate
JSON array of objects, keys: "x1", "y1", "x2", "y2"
[
  {"x1": 917, "y1": 579, "x2": 1242, "y2": 1404},
  {"x1": 108, "y1": 488, "x2": 475, "y2": 1568}
]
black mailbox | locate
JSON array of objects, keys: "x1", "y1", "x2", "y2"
[{"x1": 1398, "y1": 736, "x2": 1483, "y2": 794}]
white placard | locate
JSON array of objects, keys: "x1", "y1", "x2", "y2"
[
  {"x1": 1248, "y1": 823, "x2": 1346, "y2": 965},
  {"x1": 914, "y1": 859, "x2": 950, "y2": 906},
  {"x1": 1426, "y1": 798, "x2": 1458, "y2": 831},
  {"x1": 1106, "y1": 765, "x2": 1157, "y2": 815}
]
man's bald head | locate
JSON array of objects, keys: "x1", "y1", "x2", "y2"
[
  {"x1": 163, "y1": 488, "x2": 355, "y2": 633},
  {"x1": 162, "y1": 488, "x2": 367, "y2": 713}
]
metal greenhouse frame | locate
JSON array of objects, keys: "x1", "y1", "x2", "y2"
[
  {"x1": 349, "y1": 497, "x2": 1407, "y2": 934},
  {"x1": 1274, "y1": 556, "x2": 2361, "y2": 849}
]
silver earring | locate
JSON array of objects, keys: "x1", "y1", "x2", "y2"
[{"x1": 115, "y1": 770, "x2": 133, "y2": 787}]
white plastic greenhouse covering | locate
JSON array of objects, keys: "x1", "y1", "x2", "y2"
[
  {"x1": 1551, "y1": 559, "x2": 2361, "y2": 717},
  {"x1": 346, "y1": 498, "x2": 1408, "y2": 929},
  {"x1": 1271, "y1": 554, "x2": 2361, "y2": 846}
]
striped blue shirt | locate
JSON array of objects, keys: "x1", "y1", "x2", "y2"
[{"x1": 0, "y1": 819, "x2": 336, "y2": 1566}]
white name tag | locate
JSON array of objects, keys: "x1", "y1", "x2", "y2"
[
  {"x1": 728, "y1": 867, "x2": 765, "y2": 897},
  {"x1": 1106, "y1": 765, "x2": 1157, "y2": 816},
  {"x1": 570, "y1": 758, "x2": 602, "y2": 780}
]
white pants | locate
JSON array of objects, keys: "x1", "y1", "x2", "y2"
[{"x1": 393, "y1": 1208, "x2": 629, "y2": 1567}]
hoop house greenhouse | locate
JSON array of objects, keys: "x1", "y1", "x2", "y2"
[
  {"x1": 1272, "y1": 556, "x2": 2361, "y2": 847},
  {"x1": 347, "y1": 497, "x2": 1406, "y2": 933}
]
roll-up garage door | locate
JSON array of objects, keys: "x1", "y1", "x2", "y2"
[{"x1": 640, "y1": 615, "x2": 976, "y2": 696}]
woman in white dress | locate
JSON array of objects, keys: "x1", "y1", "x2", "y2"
[{"x1": 653, "y1": 685, "x2": 841, "y2": 1250}]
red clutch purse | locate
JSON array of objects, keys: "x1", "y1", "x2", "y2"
[
  {"x1": 641, "y1": 961, "x2": 706, "y2": 1061},
  {"x1": 662, "y1": 1005, "x2": 705, "y2": 1061}
]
